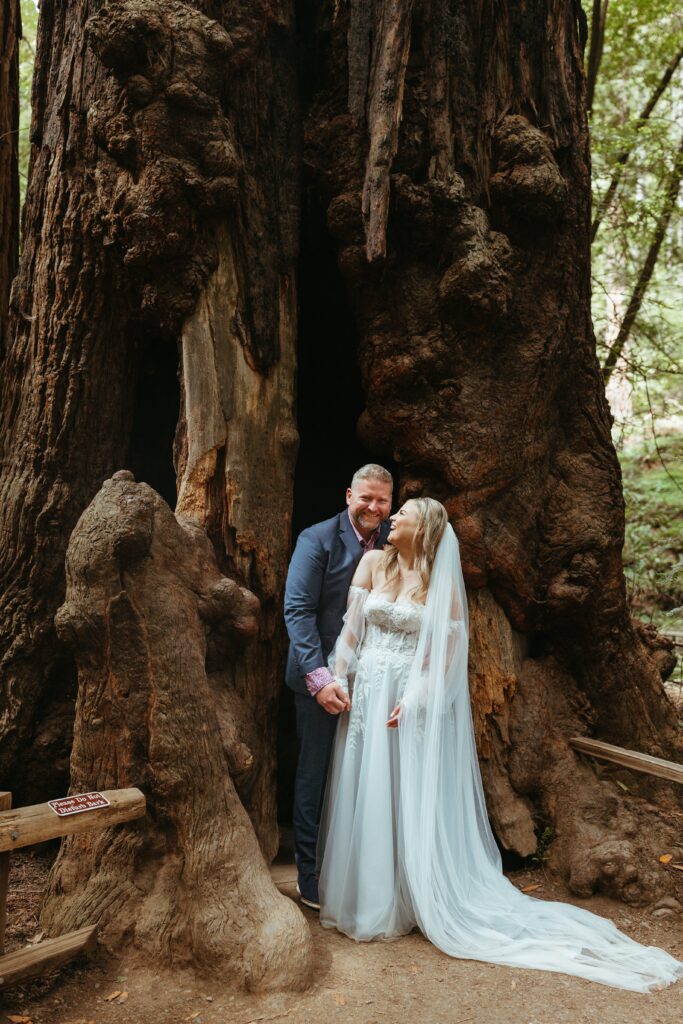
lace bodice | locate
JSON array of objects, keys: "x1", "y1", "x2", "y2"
[{"x1": 361, "y1": 593, "x2": 424, "y2": 661}]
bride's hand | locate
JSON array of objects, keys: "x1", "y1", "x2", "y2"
[{"x1": 386, "y1": 703, "x2": 401, "y2": 729}]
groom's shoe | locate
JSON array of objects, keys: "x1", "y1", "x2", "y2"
[{"x1": 296, "y1": 876, "x2": 320, "y2": 911}]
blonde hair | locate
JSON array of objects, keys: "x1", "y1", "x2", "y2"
[{"x1": 381, "y1": 497, "x2": 448, "y2": 602}]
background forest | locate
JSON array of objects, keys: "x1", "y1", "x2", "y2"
[
  {"x1": 14, "y1": 0, "x2": 683, "y2": 636},
  {"x1": 588, "y1": 0, "x2": 682, "y2": 642}
]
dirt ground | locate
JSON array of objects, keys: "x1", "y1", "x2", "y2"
[{"x1": 2, "y1": 851, "x2": 683, "y2": 1024}]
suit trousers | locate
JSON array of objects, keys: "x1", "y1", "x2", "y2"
[{"x1": 293, "y1": 692, "x2": 339, "y2": 885}]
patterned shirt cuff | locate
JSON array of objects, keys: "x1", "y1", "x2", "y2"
[{"x1": 305, "y1": 666, "x2": 336, "y2": 696}]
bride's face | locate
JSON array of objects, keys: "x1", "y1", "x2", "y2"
[{"x1": 388, "y1": 501, "x2": 419, "y2": 548}]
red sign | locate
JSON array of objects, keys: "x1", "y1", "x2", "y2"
[{"x1": 48, "y1": 792, "x2": 111, "y2": 817}]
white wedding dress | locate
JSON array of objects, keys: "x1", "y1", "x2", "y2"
[{"x1": 318, "y1": 527, "x2": 683, "y2": 993}]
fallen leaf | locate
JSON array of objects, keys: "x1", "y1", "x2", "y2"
[
  {"x1": 27, "y1": 931, "x2": 44, "y2": 945},
  {"x1": 671, "y1": 864, "x2": 683, "y2": 872},
  {"x1": 117, "y1": 993, "x2": 128, "y2": 1004},
  {"x1": 521, "y1": 883, "x2": 542, "y2": 892},
  {"x1": 659, "y1": 854, "x2": 673, "y2": 864},
  {"x1": 187, "y1": 1013, "x2": 201, "y2": 1021},
  {"x1": 616, "y1": 781, "x2": 629, "y2": 793},
  {"x1": 104, "y1": 991, "x2": 121, "y2": 1002},
  {"x1": 333, "y1": 994, "x2": 346, "y2": 1006},
  {"x1": 7, "y1": 1016, "x2": 33, "y2": 1023}
]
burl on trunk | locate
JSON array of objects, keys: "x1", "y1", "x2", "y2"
[{"x1": 42, "y1": 471, "x2": 311, "y2": 989}]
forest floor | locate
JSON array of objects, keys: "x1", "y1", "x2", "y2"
[{"x1": 2, "y1": 851, "x2": 683, "y2": 1024}]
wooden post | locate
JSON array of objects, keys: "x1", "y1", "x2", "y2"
[{"x1": 0, "y1": 792, "x2": 11, "y2": 956}]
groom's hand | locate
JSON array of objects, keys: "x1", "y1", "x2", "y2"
[{"x1": 315, "y1": 682, "x2": 351, "y2": 715}]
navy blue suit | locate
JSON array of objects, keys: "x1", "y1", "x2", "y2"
[{"x1": 284, "y1": 510, "x2": 390, "y2": 891}]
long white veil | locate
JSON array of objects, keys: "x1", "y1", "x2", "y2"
[{"x1": 396, "y1": 523, "x2": 683, "y2": 992}]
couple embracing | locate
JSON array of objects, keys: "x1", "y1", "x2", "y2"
[{"x1": 284, "y1": 464, "x2": 683, "y2": 992}]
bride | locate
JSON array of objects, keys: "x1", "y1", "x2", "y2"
[{"x1": 318, "y1": 497, "x2": 683, "y2": 992}]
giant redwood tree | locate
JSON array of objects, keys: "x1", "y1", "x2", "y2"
[
  {"x1": 0, "y1": 0, "x2": 681, "y2": 988},
  {"x1": 0, "y1": 0, "x2": 20, "y2": 353}
]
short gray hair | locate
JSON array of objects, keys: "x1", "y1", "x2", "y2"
[{"x1": 350, "y1": 464, "x2": 393, "y2": 490}]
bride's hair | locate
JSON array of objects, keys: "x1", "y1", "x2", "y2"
[{"x1": 381, "y1": 497, "x2": 448, "y2": 601}]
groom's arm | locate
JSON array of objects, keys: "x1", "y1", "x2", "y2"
[{"x1": 284, "y1": 528, "x2": 334, "y2": 695}]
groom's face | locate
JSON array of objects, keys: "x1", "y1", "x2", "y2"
[{"x1": 346, "y1": 479, "x2": 392, "y2": 536}]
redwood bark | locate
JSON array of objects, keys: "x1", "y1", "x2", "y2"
[
  {"x1": 41, "y1": 471, "x2": 311, "y2": 988},
  {"x1": 301, "y1": 0, "x2": 682, "y2": 900},
  {"x1": 0, "y1": 0, "x2": 299, "y2": 858},
  {"x1": 0, "y1": 0, "x2": 20, "y2": 354}
]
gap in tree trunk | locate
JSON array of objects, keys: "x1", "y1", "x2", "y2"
[
  {"x1": 22, "y1": 652, "x2": 78, "y2": 806},
  {"x1": 126, "y1": 332, "x2": 180, "y2": 510},
  {"x1": 277, "y1": 184, "x2": 399, "y2": 849}
]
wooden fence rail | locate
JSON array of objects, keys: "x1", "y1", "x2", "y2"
[
  {"x1": 569, "y1": 737, "x2": 683, "y2": 785},
  {"x1": 0, "y1": 788, "x2": 146, "y2": 854},
  {"x1": 0, "y1": 787, "x2": 145, "y2": 990}
]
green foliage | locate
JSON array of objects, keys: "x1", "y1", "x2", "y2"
[
  {"x1": 532, "y1": 826, "x2": 555, "y2": 866},
  {"x1": 589, "y1": 1, "x2": 683, "y2": 635},
  {"x1": 621, "y1": 434, "x2": 683, "y2": 632},
  {"x1": 590, "y1": 0, "x2": 683, "y2": 393}
]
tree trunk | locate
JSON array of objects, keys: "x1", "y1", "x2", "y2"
[
  {"x1": 0, "y1": 0, "x2": 305, "y2": 984},
  {"x1": 0, "y1": 0, "x2": 20, "y2": 354},
  {"x1": 0, "y1": 0, "x2": 298, "y2": 839},
  {"x1": 1, "y1": 0, "x2": 682, "y2": 982},
  {"x1": 585, "y1": 0, "x2": 608, "y2": 114},
  {"x1": 41, "y1": 471, "x2": 311, "y2": 989},
  {"x1": 300, "y1": 0, "x2": 682, "y2": 898}
]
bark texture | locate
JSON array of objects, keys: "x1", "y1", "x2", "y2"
[
  {"x1": 41, "y1": 471, "x2": 311, "y2": 988},
  {"x1": 301, "y1": 0, "x2": 682, "y2": 900},
  {"x1": 0, "y1": 0, "x2": 302, "y2": 983},
  {"x1": 0, "y1": 0, "x2": 20, "y2": 354},
  {"x1": 0, "y1": 0, "x2": 299, "y2": 856}
]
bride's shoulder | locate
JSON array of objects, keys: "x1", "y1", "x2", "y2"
[
  {"x1": 362, "y1": 549, "x2": 384, "y2": 566},
  {"x1": 351, "y1": 549, "x2": 384, "y2": 589}
]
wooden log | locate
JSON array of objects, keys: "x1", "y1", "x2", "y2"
[
  {"x1": 0, "y1": 792, "x2": 10, "y2": 954},
  {"x1": 0, "y1": 925, "x2": 98, "y2": 990},
  {"x1": 0, "y1": 788, "x2": 146, "y2": 853},
  {"x1": 570, "y1": 737, "x2": 683, "y2": 785}
]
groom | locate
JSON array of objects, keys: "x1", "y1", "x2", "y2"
[{"x1": 284, "y1": 464, "x2": 393, "y2": 909}]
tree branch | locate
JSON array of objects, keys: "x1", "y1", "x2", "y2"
[
  {"x1": 602, "y1": 133, "x2": 683, "y2": 383},
  {"x1": 592, "y1": 44, "x2": 683, "y2": 242},
  {"x1": 586, "y1": 0, "x2": 609, "y2": 114}
]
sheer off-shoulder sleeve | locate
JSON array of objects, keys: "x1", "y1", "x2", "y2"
[{"x1": 327, "y1": 585, "x2": 369, "y2": 696}]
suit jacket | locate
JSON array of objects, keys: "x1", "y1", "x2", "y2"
[{"x1": 284, "y1": 510, "x2": 391, "y2": 694}]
